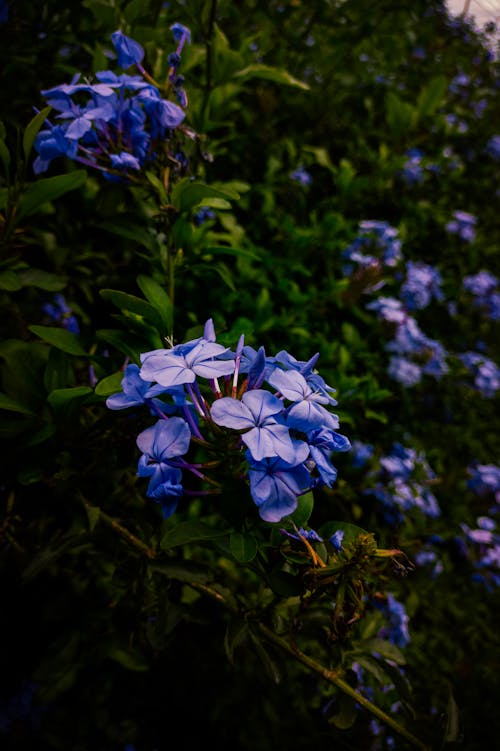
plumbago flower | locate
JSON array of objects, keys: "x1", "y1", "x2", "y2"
[
  {"x1": 107, "y1": 319, "x2": 351, "y2": 522},
  {"x1": 33, "y1": 24, "x2": 192, "y2": 180}
]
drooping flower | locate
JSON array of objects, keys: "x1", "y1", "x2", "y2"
[
  {"x1": 111, "y1": 31, "x2": 145, "y2": 69},
  {"x1": 211, "y1": 389, "x2": 299, "y2": 463}
]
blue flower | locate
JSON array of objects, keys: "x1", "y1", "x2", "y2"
[
  {"x1": 268, "y1": 368, "x2": 340, "y2": 432},
  {"x1": 306, "y1": 427, "x2": 351, "y2": 487},
  {"x1": 42, "y1": 293, "x2": 80, "y2": 334},
  {"x1": 247, "y1": 454, "x2": 312, "y2": 522},
  {"x1": 329, "y1": 530, "x2": 345, "y2": 551},
  {"x1": 211, "y1": 389, "x2": 299, "y2": 463},
  {"x1": 290, "y1": 166, "x2": 312, "y2": 186},
  {"x1": 140, "y1": 340, "x2": 235, "y2": 388},
  {"x1": 106, "y1": 364, "x2": 172, "y2": 412},
  {"x1": 170, "y1": 22, "x2": 191, "y2": 45},
  {"x1": 136, "y1": 417, "x2": 191, "y2": 516},
  {"x1": 111, "y1": 30, "x2": 145, "y2": 69}
]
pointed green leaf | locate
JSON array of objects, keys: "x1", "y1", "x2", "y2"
[
  {"x1": 0, "y1": 392, "x2": 35, "y2": 415},
  {"x1": 84, "y1": 503, "x2": 100, "y2": 532},
  {"x1": 171, "y1": 178, "x2": 240, "y2": 213},
  {"x1": 107, "y1": 647, "x2": 149, "y2": 672},
  {"x1": 47, "y1": 386, "x2": 93, "y2": 410},
  {"x1": 288, "y1": 490, "x2": 314, "y2": 527},
  {"x1": 136, "y1": 275, "x2": 173, "y2": 334},
  {"x1": 249, "y1": 630, "x2": 281, "y2": 684},
  {"x1": 94, "y1": 371, "x2": 124, "y2": 397},
  {"x1": 444, "y1": 686, "x2": 461, "y2": 742},
  {"x1": 230, "y1": 531, "x2": 258, "y2": 562},
  {"x1": 96, "y1": 329, "x2": 142, "y2": 361},
  {"x1": 95, "y1": 219, "x2": 160, "y2": 254},
  {"x1": 363, "y1": 638, "x2": 406, "y2": 665},
  {"x1": 100, "y1": 288, "x2": 164, "y2": 331},
  {"x1": 224, "y1": 617, "x2": 249, "y2": 664},
  {"x1": 416, "y1": 75, "x2": 448, "y2": 119},
  {"x1": 29, "y1": 325, "x2": 88, "y2": 356},
  {"x1": 160, "y1": 521, "x2": 228, "y2": 549},
  {"x1": 23, "y1": 106, "x2": 52, "y2": 162},
  {"x1": 203, "y1": 245, "x2": 261, "y2": 261},
  {"x1": 0, "y1": 270, "x2": 22, "y2": 291},
  {"x1": 211, "y1": 262, "x2": 235, "y2": 291},
  {"x1": 234, "y1": 64, "x2": 309, "y2": 90},
  {"x1": 17, "y1": 170, "x2": 86, "y2": 221},
  {"x1": 18, "y1": 268, "x2": 67, "y2": 291},
  {"x1": 0, "y1": 138, "x2": 10, "y2": 176}
]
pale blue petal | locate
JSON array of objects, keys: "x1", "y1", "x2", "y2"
[{"x1": 211, "y1": 397, "x2": 253, "y2": 430}]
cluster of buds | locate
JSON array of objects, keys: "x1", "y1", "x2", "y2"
[
  {"x1": 107, "y1": 320, "x2": 351, "y2": 522},
  {"x1": 34, "y1": 24, "x2": 192, "y2": 181}
]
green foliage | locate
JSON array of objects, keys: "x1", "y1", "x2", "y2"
[{"x1": 0, "y1": 2, "x2": 499, "y2": 750}]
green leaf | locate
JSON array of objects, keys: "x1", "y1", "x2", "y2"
[
  {"x1": 0, "y1": 392, "x2": 35, "y2": 415},
  {"x1": 444, "y1": 685, "x2": 461, "y2": 742},
  {"x1": 95, "y1": 219, "x2": 160, "y2": 254},
  {"x1": 234, "y1": 64, "x2": 309, "y2": 90},
  {"x1": 230, "y1": 531, "x2": 258, "y2": 562},
  {"x1": 266, "y1": 570, "x2": 302, "y2": 598},
  {"x1": 18, "y1": 268, "x2": 67, "y2": 291},
  {"x1": 386, "y1": 92, "x2": 415, "y2": 138},
  {"x1": 288, "y1": 490, "x2": 314, "y2": 527},
  {"x1": 171, "y1": 178, "x2": 240, "y2": 213},
  {"x1": 29, "y1": 325, "x2": 88, "y2": 356},
  {"x1": 84, "y1": 503, "x2": 100, "y2": 532},
  {"x1": 249, "y1": 630, "x2": 281, "y2": 684},
  {"x1": 47, "y1": 386, "x2": 93, "y2": 410},
  {"x1": 203, "y1": 245, "x2": 261, "y2": 261},
  {"x1": 328, "y1": 694, "x2": 357, "y2": 729},
  {"x1": 363, "y1": 638, "x2": 406, "y2": 665},
  {"x1": 17, "y1": 170, "x2": 86, "y2": 221},
  {"x1": 160, "y1": 521, "x2": 228, "y2": 549},
  {"x1": 94, "y1": 371, "x2": 124, "y2": 397},
  {"x1": 100, "y1": 288, "x2": 164, "y2": 331},
  {"x1": 211, "y1": 262, "x2": 235, "y2": 291},
  {"x1": 96, "y1": 329, "x2": 142, "y2": 361},
  {"x1": 107, "y1": 647, "x2": 149, "y2": 672},
  {"x1": 0, "y1": 270, "x2": 22, "y2": 291},
  {"x1": 136, "y1": 275, "x2": 173, "y2": 334},
  {"x1": 224, "y1": 617, "x2": 249, "y2": 664},
  {"x1": 0, "y1": 138, "x2": 10, "y2": 177},
  {"x1": 364, "y1": 407, "x2": 388, "y2": 423},
  {"x1": 145, "y1": 170, "x2": 168, "y2": 204},
  {"x1": 416, "y1": 75, "x2": 448, "y2": 119},
  {"x1": 23, "y1": 106, "x2": 52, "y2": 162}
]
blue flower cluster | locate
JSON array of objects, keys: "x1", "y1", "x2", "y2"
[
  {"x1": 458, "y1": 351, "x2": 500, "y2": 399},
  {"x1": 366, "y1": 261, "x2": 448, "y2": 387},
  {"x1": 34, "y1": 26, "x2": 191, "y2": 179},
  {"x1": 342, "y1": 220, "x2": 402, "y2": 279},
  {"x1": 400, "y1": 146, "x2": 462, "y2": 186},
  {"x1": 107, "y1": 320, "x2": 351, "y2": 522},
  {"x1": 463, "y1": 270, "x2": 500, "y2": 321},
  {"x1": 467, "y1": 462, "x2": 500, "y2": 505},
  {"x1": 459, "y1": 516, "x2": 500, "y2": 589},
  {"x1": 445, "y1": 209, "x2": 477, "y2": 242},
  {"x1": 374, "y1": 592, "x2": 411, "y2": 647},
  {"x1": 364, "y1": 442, "x2": 440, "y2": 522}
]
